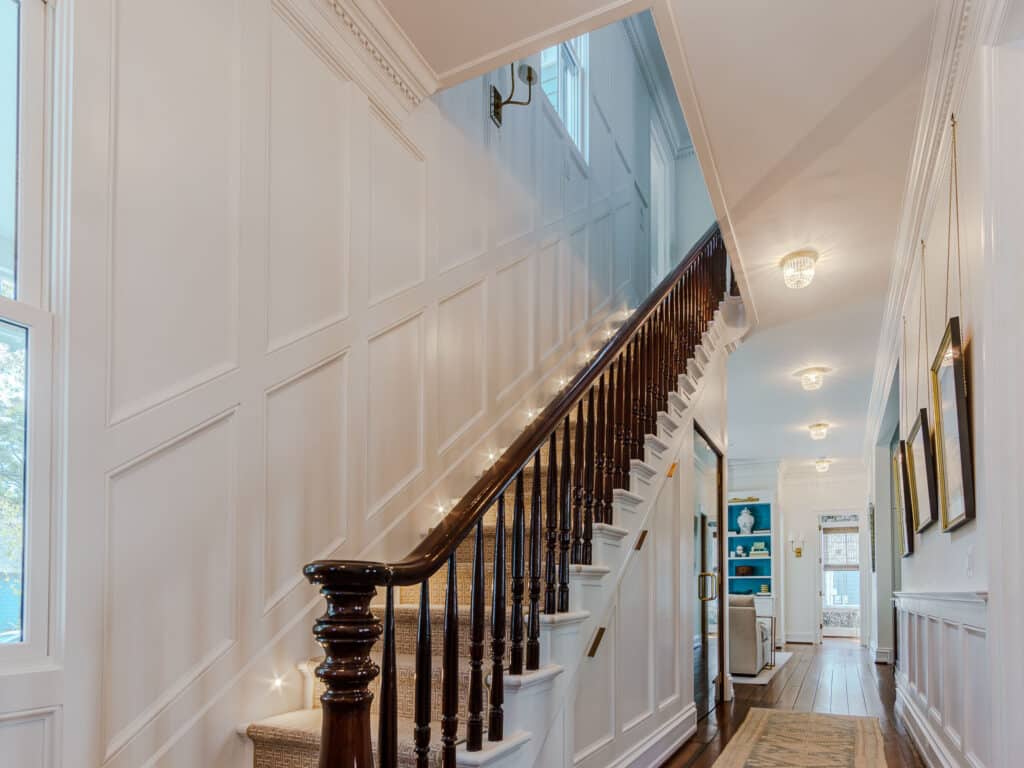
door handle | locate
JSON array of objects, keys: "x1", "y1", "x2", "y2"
[{"x1": 698, "y1": 572, "x2": 717, "y2": 602}]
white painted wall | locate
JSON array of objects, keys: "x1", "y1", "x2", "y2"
[
  {"x1": 777, "y1": 465, "x2": 868, "y2": 644},
  {"x1": 17, "y1": 3, "x2": 700, "y2": 767}
]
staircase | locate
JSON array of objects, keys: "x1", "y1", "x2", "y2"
[{"x1": 245, "y1": 225, "x2": 738, "y2": 768}]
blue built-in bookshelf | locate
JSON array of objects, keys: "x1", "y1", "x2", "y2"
[{"x1": 727, "y1": 501, "x2": 773, "y2": 597}]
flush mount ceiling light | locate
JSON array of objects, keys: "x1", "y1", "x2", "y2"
[
  {"x1": 780, "y1": 250, "x2": 819, "y2": 289},
  {"x1": 808, "y1": 423, "x2": 830, "y2": 440},
  {"x1": 815, "y1": 458, "x2": 832, "y2": 473},
  {"x1": 794, "y1": 366, "x2": 831, "y2": 391}
]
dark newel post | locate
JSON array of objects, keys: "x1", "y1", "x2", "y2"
[
  {"x1": 414, "y1": 582, "x2": 431, "y2": 768},
  {"x1": 306, "y1": 574, "x2": 381, "y2": 768},
  {"x1": 571, "y1": 400, "x2": 585, "y2": 564},
  {"x1": 527, "y1": 451, "x2": 542, "y2": 669},
  {"x1": 582, "y1": 387, "x2": 595, "y2": 564},
  {"x1": 544, "y1": 433, "x2": 558, "y2": 614},
  {"x1": 379, "y1": 586, "x2": 398, "y2": 768},
  {"x1": 467, "y1": 520, "x2": 485, "y2": 751},
  {"x1": 594, "y1": 375, "x2": 606, "y2": 526},
  {"x1": 558, "y1": 415, "x2": 572, "y2": 612},
  {"x1": 509, "y1": 474, "x2": 526, "y2": 675},
  {"x1": 489, "y1": 497, "x2": 506, "y2": 741},
  {"x1": 442, "y1": 554, "x2": 459, "y2": 768}
]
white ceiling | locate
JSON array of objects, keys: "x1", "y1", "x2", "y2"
[{"x1": 658, "y1": 0, "x2": 938, "y2": 462}]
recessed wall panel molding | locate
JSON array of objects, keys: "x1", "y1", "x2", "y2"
[
  {"x1": 535, "y1": 239, "x2": 563, "y2": 363},
  {"x1": 654, "y1": 498, "x2": 678, "y2": 709},
  {"x1": 566, "y1": 226, "x2": 588, "y2": 334},
  {"x1": 366, "y1": 312, "x2": 425, "y2": 516},
  {"x1": 589, "y1": 96, "x2": 613, "y2": 203},
  {"x1": 894, "y1": 593, "x2": 989, "y2": 768},
  {"x1": 613, "y1": 201, "x2": 634, "y2": 294},
  {"x1": 103, "y1": 412, "x2": 238, "y2": 757},
  {"x1": 616, "y1": 528, "x2": 653, "y2": 733},
  {"x1": 267, "y1": 12, "x2": 351, "y2": 352},
  {"x1": 566, "y1": 149, "x2": 589, "y2": 215},
  {"x1": 0, "y1": 709, "x2": 55, "y2": 768},
  {"x1": 492, "y1": 69, "x2": 535, "y2": 247},
  {"x1": 588, "y1": 213, "x2": 613, "y2": 315},
  {"x1": 436, "y1": 79, "x2": 488, "y2": 274},
  {"x1": 494, "y1": 256, "x2": 534, "y2": 399},
  {"x1": 538, "y1": 108, "x2": 565, "y2": 227},
  {"x1": 107, "y1": 0, "x2": 240, "y2": 424},
  {"x1": 574, "y1": 606, "x2": 616, "y2": 763},
  {"x1": 263, "y1": 353, "x2": 349, "y2": 609},
  {"x1": 437, "y1": 280, "x2": 486, "y2": 451},
  {"x1": 368, "y1": 112, "x2": 426, "y2": 306}
]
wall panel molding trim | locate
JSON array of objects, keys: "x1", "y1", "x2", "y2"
[{"x1": 894, "y1": 592, "x2": 990, "y2": 768}]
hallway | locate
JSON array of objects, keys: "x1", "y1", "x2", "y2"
[{"x1": 665, "y1": 641, "x2": 924, "y2": 767}]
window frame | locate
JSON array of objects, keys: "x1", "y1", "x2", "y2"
[
  {"x1": 540, "y1": 34, "x2": 589, "y2": 161},
  {"x1": 0, "y1": 0, "x2": 53, "y2": 666},
  {"x1": 821, "y1": 527, "x2": 860, "y2": 610}
]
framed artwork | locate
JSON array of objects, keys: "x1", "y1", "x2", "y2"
[
  {"x1": 868, "y1": 502, "x2": 876, "y2": 573},
  {"x1": 906, "y1": 408, "x2": 939, "y2": 532},
  {"x1": 929, "y1": 317, "x2": 976, "y2": 531},
  {"x1": 892, "y1": 442, "x2": 914, "y2": 557}
]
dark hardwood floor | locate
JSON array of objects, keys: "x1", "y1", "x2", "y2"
[{"x1": 665, "y1": 639, "x2": 924, "y2": 767}]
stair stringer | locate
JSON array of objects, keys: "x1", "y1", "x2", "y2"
[{"x1": 492, "y1": 299, "x2": 747, "y2": 768}]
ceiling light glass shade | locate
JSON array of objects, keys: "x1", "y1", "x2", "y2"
[
  {"x1": 795, "y1": 366, "x2": 830, "y2": 391},
  {"x1": 809, "y1": 423, "x2": 829, "y2": 440},
  {"x1": 815, "y1": 459, "x2": 831, "y2": 473},
  {"x1": 781, "y1": 250, "x2": 819, "y2": 289}
]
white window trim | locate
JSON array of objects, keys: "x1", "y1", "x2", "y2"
[
  {"x1": 0, "y1": 0, "x2": 54, "y2": 667},
  {"x1": 539, "y1": 35, "x2": 590, "y2": 163}
]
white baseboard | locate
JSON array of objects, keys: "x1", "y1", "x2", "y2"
[
  {"x1": 786, "y1": 631, "x2": 816, "y2": 644},
  {"x1": 602, "y1": 704, "x2": 697, "y2": 768},
  {"x1": 871, "y1": 645, "x2": 893, "y2": 664}
]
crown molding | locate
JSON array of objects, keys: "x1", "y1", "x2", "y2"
[
  {"x1": 623, "y1": 13, "x2": 691, "y2": 156},
  {"x1": 322, "y1": 0, "x2": 438, "y2": 110},
  {"x1": 863, "y1": 0, "x2": 1008, "y2": 457}
]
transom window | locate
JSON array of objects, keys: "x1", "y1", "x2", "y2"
[
  {"x1": 823, "y1": 528, "x2": 860, "y2": 609},
  {"x1": 540, "y1": 34, "x2": 589, "y2": 157}
]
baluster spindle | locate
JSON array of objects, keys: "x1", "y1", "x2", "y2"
[
  {"x1": 583, "y1": 387, "x2": 595, "y2": 563},
  {"x1": 594, "y1": 374, "x2": 606, "y2": 526},
  {"x1": 604, "y1": 364, "x2": 616, "y2": 526},
  {"x1": 442, "y1": 554, "x2": 459, "y2": 767},
  {"x1": 622, "y1": 343, "x2": 633, "y2": 469},
  {"x1": 414, "y1": 582, "x2": 431, "y2": 768},
  {"x1": 544, "y1": 433, "x2": 558, "y2": 614},
  {"x1": 613, "y1": 356, "x2": 625, "y2": 490},
  {"x1": 510, "y1": 474, "x2": 526, "y2": 675},
  {"x1": 558, "y1": 415, "x2": 572, "y2": 612},
  {"x1": 527, "y1": 450, "x2": 542, "y2": 670},
  {"x1": 489, "y1": 497, "x2": 507, "y2": 741},
  {"x1": 571, "y1": 400, "x2": 585, "y2": 564},
  {"x1": 379, "y1": 586, "x2": 398, "y2": 768},
  {"x1": 632, "y1": 336, "x2": 642, "y2": 459},
  {"x1": 467, "y1": 520, "x2": 485, "y2": 751},
  {"x1": 648, "y1": 321, "x2": 657, "y2": 433}
]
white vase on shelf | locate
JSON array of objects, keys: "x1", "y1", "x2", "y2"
[{"x1": 737, "y1": 507, "x2": 755, "y2": 535}]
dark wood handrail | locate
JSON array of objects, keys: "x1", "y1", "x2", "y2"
[{"x1": 304, "y1": 222, "x2": 721, "y2": 591}]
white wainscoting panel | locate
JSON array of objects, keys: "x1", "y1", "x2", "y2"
[
  {"x1": 566, "y1": 226, "x2": 589, "y2": 334},
  {"x1": 0, "y1": 710, "x2": 55, "y2": 768},
  {"x1": 267, "y1": 12, "x2": 351, "y2": 351},
  {"x1": 894, "y1": 592, "x2": 989, "y2": 768},
  {"x1": 437, "y1": 281, "x2": 486, "y2": 449},
  {"x1": 104, "y1": 412, "x2": 237, "y2": 756},
  {"x1": 494, "y1": 256, "x2": 534, "y2": 399},
  {"x1": 574, "y1": 607, "x2": 616, "y2": 763},
  {"x1": 535, "y1": 239, "x2": 563, "y2": 362},
  {"x1": 616, "y1": 525, "x2": 653, "y2": 732},
  {"x1": 264, "y1": 354, "x2": 348, "y2": 607}
]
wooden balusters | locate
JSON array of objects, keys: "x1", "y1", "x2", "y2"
[
  {"x1": 604, "y1": 363, "x2": 616, "y2": 526},
  {"x1": 622, "y1": 342, "x2": 633, "y2": 469},
  {"x1": 467, "y1": 519, "x2": 485, "y2": 751},
  {"x1": 527, "y1": 451, "x2": 542, "y2": 669},
  {"x1": 594, "y1": 374, "x2": 606, "y2": 526},
  {"x1": 510, "y1": 474, "x2": 525, "y2": 675},
  {"x1": 614, "y1": 355, "x2": 625, "y2": 490},
  {"x1": 571, "y1": 400, "x2": 585, "y2": 564},
  {"x1": 631, "y1": 336, "x2": 642, "y2": 460},
  {"x1": 489, "y1": 497, "x2": 506, "y2": 741},
  {"x1": 442, "y1": 554, "x2": 458, "y2": 767},
  {"x1": 379, "y1": 586, "x2": 398, "y2": 768},
  {"x1": 583, "y1": 388, "x2": 595, "y2": 563},
  {"x1": 544, "y1": 433, "x2": 558, "y2": 614},
  {"x1": 558, "y1": 415, "x2": 571, "y2": 612},
  {"x1": 414, "y1": 582, "x2": 431, "y2": 768}
]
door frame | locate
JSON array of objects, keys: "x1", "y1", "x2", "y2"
[{"x1": 694, "y1": 420, "x2": 725, "y2": 706}]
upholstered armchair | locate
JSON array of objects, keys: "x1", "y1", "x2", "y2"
[{"x1": 728, "y1": 595, "x2": 770, "y2": 676}]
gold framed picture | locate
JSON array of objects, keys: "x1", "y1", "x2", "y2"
[
  {"x1": 906, "y1": 408, "x2": 939, "y2": 532},
  {"x1": 892, "y1": 443, "x2": 914, "y2": 557},
  {"x1": 929, "y1": 317, "x2": 975, "y2": 532}
]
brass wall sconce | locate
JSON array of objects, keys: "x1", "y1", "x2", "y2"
[{"x1": 490, "y1": 62, "x2": 538, "y2": 128}]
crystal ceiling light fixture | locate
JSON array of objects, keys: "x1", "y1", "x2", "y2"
[
  {"x1": 780, "y1": 249, "x2": 819, "y2": 289},
  {"x1": 815, "y1": 458, "x2": 832, "y2": 473},
  {"x1": 794, "y1": 366, "x2": 831, "y2": 391},
  {"x1": 808, "y1": 422, "x2": 830, "y2": 440}
]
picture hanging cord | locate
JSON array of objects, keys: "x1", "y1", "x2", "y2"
[{"x1": 944, "y1": 112, "x2": 965, "y2": 324}]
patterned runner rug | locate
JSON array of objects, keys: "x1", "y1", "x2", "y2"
[{"x1": 712, "y1": 708, "x2": 888, "y2": 767}]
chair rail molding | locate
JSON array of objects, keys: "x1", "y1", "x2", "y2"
[{"x1": 893, "y1": 591, "x2": 990, "y2": 768}]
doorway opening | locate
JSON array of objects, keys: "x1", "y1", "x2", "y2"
[
  {"x1": 818, "y1": 514, "x2": 861, "y2": 641},
  {"x1": 693, "y1": 422, "x2": 724, "y2": 720}
]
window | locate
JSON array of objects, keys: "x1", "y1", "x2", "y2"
[
  {"x1": 0, "y1": 0, "x2": 52, "y2": 656},
  {"x1": 540, "y1": 34, "x2": 589, "y2": 156},
  {"x1": 822, "y1": 528, "x2": 860, "y2": 609}
]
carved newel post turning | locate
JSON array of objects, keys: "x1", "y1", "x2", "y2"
[{"x1": 304, "y1": 564, "x2": 384, "y2": 768}]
